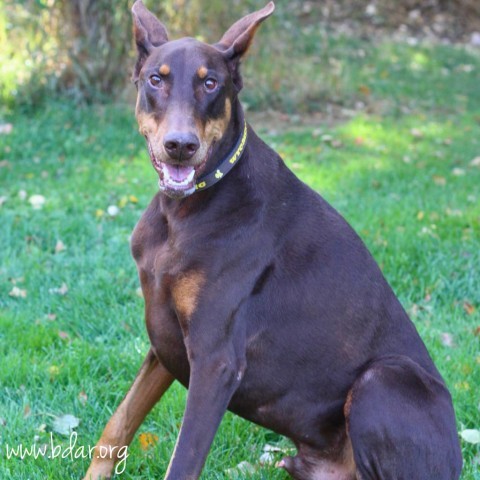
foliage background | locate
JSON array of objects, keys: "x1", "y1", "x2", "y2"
[{"x1": 1, "y1": 0, "x2": 480, "y2": 111}]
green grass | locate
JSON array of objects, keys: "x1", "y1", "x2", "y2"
[{"x1": 1, "y1": 36, "x2": 479, "y2": 479}]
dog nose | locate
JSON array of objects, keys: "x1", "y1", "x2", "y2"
[{"x1": 164, "y1": 132, "x2": 200, "y2": 161}]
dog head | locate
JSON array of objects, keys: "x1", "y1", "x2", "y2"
[{"x1": 131, "y1": 0, "x2": 274, "y2": 198}]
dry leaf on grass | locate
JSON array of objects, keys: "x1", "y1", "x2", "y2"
[
  {"x1": 0, "y1": 123, "x2": 13, "y2": 134},
  {"x1": 463, "y1": 301, "x2": 475, "y2": 316},
  {"x1": 54, "y1": 240, "x2": 66, "y2": 253},
  {"x1": 52, "y1": 414, "x2": 80, "y2": 436},
  {"x1": 58, "y1": 331, "x2": 70, "y2": 341},
  {"x1": 107, "y1": 205, "x2": 120, "y2": 217},
  {"x1": 29, "y1": 194, "x2": 46, "y2": 209},
  {"x1": 470, "y1": 157, "x2": 480, "y2": 167},
  {"x1": 225, "y1": 461, "x2": 256, "y2": 478},
  {"x1": 138, "y1": 432, "x2": 159, "y2": 451},
  {"x1": 49, "y1": 283, "x2": 68, "y2": 295},
  {"x1": 78, "y1": 391, "x2": 88, "y2": 406},
  {"x1": 9, "y1": 286, "x2": 27, "y2": 298},
  {"x1": 440, "y1": 332, "x2": 455, "y2": 347},
  {"x1": 460, "y1": 429, "x2": 480, "y2": 444},
  {"x1": 432, "y1": 175, "x2": 446, "y2": 186}
]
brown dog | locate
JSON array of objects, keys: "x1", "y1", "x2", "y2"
[{"x1": 84, "y1": 2, "x2": 462, "y2": 479}]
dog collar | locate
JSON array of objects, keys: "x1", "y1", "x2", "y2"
[{"x1": 195, "y1": 120, "x2": 248, "y2": 192}]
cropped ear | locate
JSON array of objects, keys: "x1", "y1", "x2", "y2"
[
  {"x1": 215, "y1": 2, "x2": 275, "y2": 91},
  {"x1": 131, "y1": 0, "x2": 169, "y2": 82}
]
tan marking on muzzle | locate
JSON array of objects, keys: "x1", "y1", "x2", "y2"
[
  {"x1": 202, "y1": 98, "x2": 232, "y2": 145},
  {"x1": 172, "y1": 271, "x2": 206, "y2": 319},
  {"x1": 136, "y1": 110, "x2": 168, "y2": 158},
  {"x1": 197, "y1": 66, "x2": 208, "y2": 79},
  {"x1": 159, "y1": 64, "x2": 170, "y2": 76}
]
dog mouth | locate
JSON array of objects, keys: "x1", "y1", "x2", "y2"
[{"x1": 147, "y1": 141, "x2": 213, "y2": 197}]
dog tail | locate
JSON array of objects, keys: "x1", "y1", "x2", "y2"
[{"x1": 345, "y1": 355, "x2": 462, "y2": 480}]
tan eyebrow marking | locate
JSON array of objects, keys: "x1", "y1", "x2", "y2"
[
  {"x1": 197, "y1": 66, "x2": 208, "y2": 79},
  {"x1": 159, "y1": 64, "x2": 170, "y2": 76}
]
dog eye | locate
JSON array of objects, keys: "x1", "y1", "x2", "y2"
[
  {"x1": 149, "y1": 75, "x2": 162, "y2": 87},
  {"x1": 204, "y1": 78, "x2": 218, "y2": 92}
]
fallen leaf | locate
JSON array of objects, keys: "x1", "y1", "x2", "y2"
[
  {"x1": 129, "y1": 195, "x2": 139, "y2": 203},
  {"x1": 259, "y1": 451, "x2": 275, "y2": 465},
  {"x1": 0, "y1": 160, "x2": 10, "y2": 168},
  {"x1": 226, "y1": 461, "x2": 256, "y2": 478},
  {"x1": 358, "y1": 84, "x2": 371, "y2": 96},
  {"x1": 58, "y1": 331, "x2": 70, "y2": 341},
  {"x1": 139, "y1": 432, "x2": 159, "y2": 451},
  {"x1": 445, "y1": 208, "x2": 462, "y2": 217},
  {"x1": 452, "y1": 168, "x2": 465, "y2": 176},
  {"x1": 432, "y1": 175, "x2": 446, "y2": 186},
  {"x1": 107, "y1": 205, "x2": 120, "y2": 217},
  {"x1": 473, "y1": 326, "x2": 480, "y2": 337},
  {"x1": 48, "y1": 365, "x2": 60, "y2": 379},
  {"x1": 52, "y1": 414, "x2": 80, "y2": 436},
  {"x1": 463, "y1": 302, "x2": 475, "y2": 315},
  {"x1": 47, "y1": 313, "x2": 57, "y2": 321},
  {"x1": 24, "y1": 405, "x2": 31, "y2": 418},
  {"x1": 0, "y1": 123, "x2": 13, "y2": 134},
  {"x1": 95, "y1": 209, "x2": 105, "y2": 218},
  {"x1": 9, "y1": 286, "x2": 27, "y2": 298},
  {"x1": 455, "y1": 381, "x2": 470, "y2": 391},
  {"x1": 54, "y1": 240, "x2": 66, "y2": 253},
  {"x1": 49, "y1": 283, "x2": 68, "y2": 296},
  {"x1": 460, "y1": 429, "x2": 480, "y2": 444},
  {"x1": 440, "y1": 332, "x2": 454, "y2": 347},
  {"x1": 416, "y1": 211, "x2": 424, "y2": 220},
  {"x1": 410, "y1": 128, "x2": 423, "y2": 138},
  {"x1": 37, "y1": 423, "x2": 47, "y2": 432},
  {"x1": 78, "y1": 391, "x2": 88, "y2": 406},
  {"x1": 29, "y1": 194, "x2": 46, "y2": 210},
  {"x1": 470, "y1": 157, "x2": 480, "y2": 167}
]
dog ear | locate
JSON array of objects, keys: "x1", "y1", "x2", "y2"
[
  {"x1": 131, "y1": 0, "x2": 169, "y2": 82},
  {"x1": 215, "y1": 2, "x2": 275, "y2": 91}
]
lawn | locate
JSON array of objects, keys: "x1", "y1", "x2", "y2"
[{"x1": 0, "y1": 35, "x2": 479, "y2": 479}]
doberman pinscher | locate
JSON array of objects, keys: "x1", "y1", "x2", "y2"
[{"x1": 84, "y1": 2, "x2": 462, "y2": 479}]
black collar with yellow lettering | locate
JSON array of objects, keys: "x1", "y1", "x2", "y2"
[{"x1": 195, "y1": 120, "x2": 248, "y2": 192}]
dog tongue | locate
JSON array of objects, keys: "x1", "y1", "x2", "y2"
[{"x1": 164, "y1": 164, "x2": 195, "y2": 183}]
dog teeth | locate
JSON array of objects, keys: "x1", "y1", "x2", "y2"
[{"x1": 162, "y1": 164, "x2": 195, "y2": 187}]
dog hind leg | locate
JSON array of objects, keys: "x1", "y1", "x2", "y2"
[{"x1": 345, "y1": 355, "x2": 462, "y2": 480}]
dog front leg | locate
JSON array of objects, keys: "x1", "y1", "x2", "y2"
[
  {"x1": 164, "y1": 349, "x2": 245, "y2": 480},
  {"x1": 84, "y1": 349, "x2": 174, "y2": 480}
]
